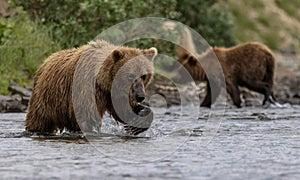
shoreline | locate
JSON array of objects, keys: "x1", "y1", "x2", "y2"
[{"x1": 1, "y1": 53, "x2": 299, "y2": 113}]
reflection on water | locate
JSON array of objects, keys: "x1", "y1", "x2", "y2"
[{"x1": 0, "y1": 106, "x2": 300, "y2": 179}]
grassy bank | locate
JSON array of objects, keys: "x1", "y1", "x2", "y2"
[
  {"x1": 0, "y1": 9, "x2": 60, "y2": 95},
  {"x1": 221, "y1": 0, "x2": 300, "y2": 54},
  {"x1": 1, "y1": 0, "x2": 300, "y2": 95}
]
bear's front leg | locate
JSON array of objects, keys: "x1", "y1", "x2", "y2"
[
  {"x1": 226, "y1": 81, "x2": 242, "y2": 108},
  {"x1": 201, "y1": 79, "x2": 221, "y2": 108}
]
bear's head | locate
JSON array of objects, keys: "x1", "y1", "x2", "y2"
[
  {"x1": 172, "y1": 46, "x2": 203, "y2": 83},
  {"x1": 173, "y1": 46, "x2": 222, "y2": 89},
  {"x1": 99, "y1": 46, "x2": 157, "y2": 135}
]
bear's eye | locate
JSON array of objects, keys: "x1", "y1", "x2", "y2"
[
  {"x1": 141, "y1": 75, "x2": 147, "y2": 81},
  {"x1": 188, "y1": 56, "x2": 197, "y2": 65},
  {"x1": 128, "y1": 74, "x2": 135, "y2": 82},
  {"x1": 182, "y1": 54, "x2": 189, "y2": 60}
]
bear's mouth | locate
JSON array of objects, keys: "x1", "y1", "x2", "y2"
[
  {"x1": 111, "y1": 94, "x2": 153, "y2": 136},
  {"x1": 123, "y1": 102, "x2": 153, "y2": 135}
]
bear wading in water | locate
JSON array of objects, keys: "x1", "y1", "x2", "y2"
[
  {"x1": 175, "y1": 42, "x2": 277, "y2": 108},
  {"x1": 25, "y1": 40, "x2": 157, "y2": 135}
]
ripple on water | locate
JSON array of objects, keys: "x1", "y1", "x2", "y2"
[{"x1": 0, "y1": 106, "x2": 300, "y2": 179}]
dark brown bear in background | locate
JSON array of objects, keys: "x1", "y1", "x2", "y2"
[
  {"x1": 175, "y1": 42, "x2": 276, "y2": 108},
  {"x1": 25, "y1": 40, "x2": 157, "y2": 135}
]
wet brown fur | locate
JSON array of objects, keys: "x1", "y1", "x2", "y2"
[
  {"x1": 176, "y1": 42, "x2": 276, "y2": 108},
  {"x1": 25, "y1": 40, "x2": 157, "y2": 133}
]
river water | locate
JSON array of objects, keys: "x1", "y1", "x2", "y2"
[{"x1": 0, "y1": 105, "x2": 299, "y2": 179}]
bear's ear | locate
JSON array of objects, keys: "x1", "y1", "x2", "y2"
[
  {"x1": 143, "y1": 47, "x2": 158, "y2": 61},
  {"x1": 112, "y1": 49, "x2": 124, "y2": 62},
  {"x1": 175, "y1": 46, "x2": 190, "y2": 60}
]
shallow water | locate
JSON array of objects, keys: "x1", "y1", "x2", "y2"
[{"x1": 0, "y1": 105, "x2": 300, "y2": 179}]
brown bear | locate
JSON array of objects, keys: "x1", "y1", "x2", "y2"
[
  {"x1": 175, "y1": 42, "x2": 276, "y2": 108},
  {"x1": 25, "y1": 40, "x2": 157, "y2": 135}
]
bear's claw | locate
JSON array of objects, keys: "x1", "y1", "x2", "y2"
[{"x1": 124, "y1": 125, "x2": 148, "y2": 135}]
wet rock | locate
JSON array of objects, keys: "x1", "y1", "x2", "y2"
[
  {"x1": 0, "y1": 95, "x2": 11, "y2": 113},
  {"x1": 0, "y1": 82, "x2": 32, "y2": 113},
  {"x1": 8, "y1": 82, "x2": 32, "y2": 97},
  {"x1": 22, "y1": 96, "x2": 31, "y2": 106},
  {"x1": 0, "y1": 94, "x2": 27, "y2": 113},
  {"x1": 0, "y1": 95, "x2": 12, "y2": 102},
  {"x1": 274, "y1": 74, "x2": 300, "y2": 104},
  {"x1": 240, "y1": 88, "x2": 263, "y2": 107}
]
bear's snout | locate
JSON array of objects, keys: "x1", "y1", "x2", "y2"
[{"x1": 133, "y1": 81, "x2": 146, "y2": 103}]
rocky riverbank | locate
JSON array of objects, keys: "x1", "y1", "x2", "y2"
[
  {"x1": 0, "y1": 82, "x2": 31, "y2": 113},
  {"x1": 0, "y1": 53, "x2": 299, "y2": 113}
]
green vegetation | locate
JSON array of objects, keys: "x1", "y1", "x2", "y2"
[
  {"x1": 1, "y1": 0, "x2": 299, "y2": 95},
  {"x1": 0, "y1": 0, "x2": 236, "y2": 94},
  {"x1": 175, "y1": 0, "x2": 235, "y2": 47},
  {"x1": 0, "y1": 8, "x2": 60, "y2": 94},
  {"x1": 227, "y1": 2, "x2": 258, "y2": 43},
  {"x1": 275, "y1": 0, "x2": 300, "y2": 21},
  {"x1": 223, "y1": 0, "x2": 300, "y2": 53},
  {"x1": 13, "y1": 0, "x2": 177, "y2": 49}
]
